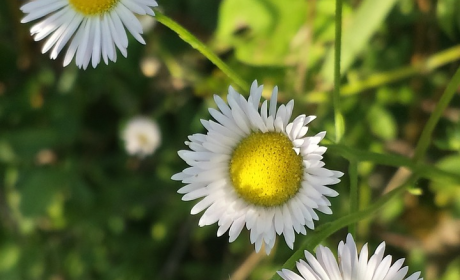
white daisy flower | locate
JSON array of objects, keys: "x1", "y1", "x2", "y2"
[
  {"x1": 20, "y1": 0, "x2": 158, "y2": 69},
  {"x1": 278, "y1": 234, "x2": 423, "y2": 280},
  {"x1": 172, "y1": 80, "x2": 343, "y2": 254},
  {"x1": 122, "y1": 116, "x2": 161, "y2": 157}
]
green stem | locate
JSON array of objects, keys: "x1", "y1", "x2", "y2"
[
  {"x1": 154, "y1": 11, "x2": 250, "y2": 92},
  {"x1": 413, "y1": 65, "x2": 460, "y2": 162},
  {"x1": 307, "y1": 45, "x2": 460, "y2": 103},
  {"x1": 348, "y1": 159, "x2": 358, "y2": 236},
  {"x1": 326, "y1": 144, "x2": 460, "y2": 185},
  {"x1": 333, "y1": 0, "x2": 344, "y2": 143},
  {"x1": 270, "y1": 175, "x2": 417, "y2": 280}
]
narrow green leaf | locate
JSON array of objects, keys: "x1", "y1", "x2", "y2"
[
  {"x1": 348, "y1": 159, "x2": 358, "y2": 235},
  {"x1": 321, "y1": 0, "x2": 399, "y2": 83},
  {"x1": 413, "y1": 66, "x2": 460, "y2": 163},
  {"x1": 333, "y1": 0, "x2": 344, "y2": 143},
  {"x1": 326, "y1": 144, "x2": 460, "y2": 185},
  {"x1": 154, "y1": 11, "x2": 250, "y2": 92}
]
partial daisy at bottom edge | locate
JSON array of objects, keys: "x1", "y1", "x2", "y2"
[
  {"x1": 278, "y1": 233, "x2": 423, "y2": 280},
  {"x1": 172, "y1": 80, "x2": 344, "y2": 254}
]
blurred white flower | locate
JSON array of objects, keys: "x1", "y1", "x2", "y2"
[
  {"x1": 278, "y1": 234, "x2": 423, "y2": 280},
  {"x1": 122, "y1": 117, "x2": 161, "y2": 157},
  {"x1": 172, "y1": 81, "x2": 343, "y2": 254},
  {"x1": 20, "y1": 0, "x2": 158, "y2": 69}
]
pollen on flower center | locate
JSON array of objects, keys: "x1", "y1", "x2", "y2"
[
  {"x1": 229, "y1": 132, "x2": 304, "y2": 207},
  {"x1": 137, "y1": 133, "x2": 149, "y2": 145},
  {"x1": 69, "y1": 0, "x2": 119, "y2": 15}
]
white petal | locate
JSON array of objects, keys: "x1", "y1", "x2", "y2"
[{"x1": 171, "y1": 80, "x2": 343, "y2": 255}]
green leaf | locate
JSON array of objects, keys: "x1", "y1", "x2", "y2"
[
  {"x1": 17, "y1": 168, "x2": 66, "y2": 217},
  {"x1": 366, "y1": 105, "x2": 397, "y2": 140},
  {"x1": 215, "y1": 0, "x2": 308, "y2": 66},
  {"x1": 5, "y1": 128, "x2": 59, "y2": 160},
  {"x1": 0, "y1": 243, "x2": 20, "y2": 272},
  {"x1": 436, "y1": 0, "x2": 460, "y2": 39},
  {"x1": 0, "y1": 139, "x2": 15, "y2": 163},
  {"x1": 155, "y1": 11, "x2": 250, "y2": 91},
  {"x1": 430, "y1": 155, "x2": 460, "y2": 209},
  {"x1": 321, "y1": 0, "x2": 399, "y2": 83}
]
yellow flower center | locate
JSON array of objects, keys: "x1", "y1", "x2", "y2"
[
  {"x1": 68, "y1": 0, "x2": 119, "y2": 15},
  {"x1": 229, "y1": 132, "x2": 304, "y2": 207},
  {"x1": 137, "y1": 133, "x2": 149, "y2": 146}
]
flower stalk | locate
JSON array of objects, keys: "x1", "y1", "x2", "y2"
[
  {"x1": 333, "y1": 0, "x2": 344, "y2": 143},
  {"x1": 154, "y1": 10, "x2": 250, "y2": 92}
]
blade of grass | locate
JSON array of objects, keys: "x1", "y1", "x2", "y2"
[
  {"x1": 308, "y1": 45, "x2": 460, "y2": 103},
  {"x1": 413, "y1": 65, "x2": 460, "y2": 162},
  {"x1": 326, "y1": 144, "x2": 460, "y2": 184},
  {"x1": 333, "y1": 0, "x2": 344, "y2": 143},
  {"x1": 348, "y1": 159, "x2": 358, "y2": 236},
  {"x1": 321, "y1": 0, "x2": 399, "y2": 83},
  {"x1": 154, "y1": 11, "x2": 250, "y2": 92}
]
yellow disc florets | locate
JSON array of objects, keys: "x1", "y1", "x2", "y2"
[
  {"x1": 229, "y1": 132, "x2": 304, "y2": 207},
  {"x1": 69, "y1": 0, "x2": 119, "y2": 15}
]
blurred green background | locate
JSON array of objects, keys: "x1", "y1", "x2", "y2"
[{"x1": 1, "y1": 0, "x2": 460, "y2": 279}]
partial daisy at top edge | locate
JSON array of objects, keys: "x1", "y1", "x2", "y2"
[
  {"x1": 172, "y1": 80, "x2": 344, "y2": 254},
  {"x1": 20, "y1": 0, "x2": 158, "y2": 69},
  {"x1": 278, "y1": 233, "x2": 423, "y2": 280}
]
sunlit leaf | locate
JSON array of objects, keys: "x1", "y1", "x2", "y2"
[
  {"x1": 436, "y1": 0, "x2": 460, "y2": 39},
  {"x1": 215, "y1": 0, "x2": 307, "y2": 66},
  {"x1": 366, "y1": 105, "x2": 397, "y2": 140}
]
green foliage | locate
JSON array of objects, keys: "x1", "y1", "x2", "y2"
[
  {"x1": 431, "y1": 155, "x2": 460, "y2": 216},
  {"x1": 443, "y1": 258, "x2": 460, "y2": 280},
  {"x1": 437, "y1": 0, "x2": 460, "y2": 39},
  {"x1": 1, "y1": 0, "x2": 460, "y2": 279},
  {"x1": 216, "y1": 0, "x2": 308, "y2": 66},
  {"x1": 367, "y1": 104, "x2": 397, "y2": 140},
  {"x1": 322, "y1": 0, "x2": 400, "y2": 83}
]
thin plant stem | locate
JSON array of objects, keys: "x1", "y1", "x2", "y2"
[
  {"x1": 348, "y1": 159, "x2": 358, "y2": 236},
  {"x1": 413, "y1": 65, "x2": 460, "y2": 162},
  {"x1": 154, "y1": 11, "x2": 250, "y2": 92},
  {"x1": 333, "y1": 0, "x2": 344, "y2": 142}
]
